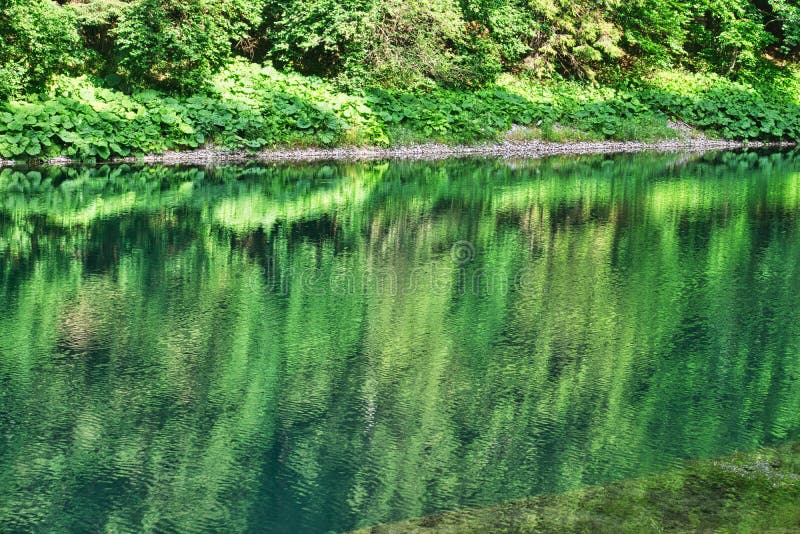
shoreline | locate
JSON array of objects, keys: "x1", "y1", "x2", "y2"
[{"x1": 1, "y1": 138, "x2": 796, "y2": 167}]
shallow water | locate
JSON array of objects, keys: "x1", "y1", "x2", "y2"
[{"x1": 1, "y1": 151, "x2": 800, "y2": 533}]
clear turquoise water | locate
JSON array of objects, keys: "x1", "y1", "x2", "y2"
[{"x1": 1, "y1": 151, "x2": 800, "y2": 533}]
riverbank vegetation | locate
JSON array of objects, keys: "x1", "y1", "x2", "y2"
[{"x1": 2, "y1": 0, "x2": 800, "y2": 161}]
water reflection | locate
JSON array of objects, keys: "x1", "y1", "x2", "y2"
[{"x1": 1, "y1": 151, "x2": 800, "y2": 532}]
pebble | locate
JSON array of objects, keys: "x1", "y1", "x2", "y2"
[{"x1": 0, "y1": 139, "x2": 796, "y2": 167}]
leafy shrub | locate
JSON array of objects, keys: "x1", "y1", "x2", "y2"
[
  {"x1": 262, "y1": 0, "x2": 373, "y2": 79},
  {"x1": 114, "y1": 0, "x2": 264, "y2": 92},
  {"x1": 459, "y1": 0, "x2": 533, "y2": 68},
  {"x1": 65, "y1": 0, "x2": 128, "y2": 78},
  {"x1": 263, "y1": 0, "x2": 500, "y2": 88},
  {"x1": 363, "y1": 86, "x2": 546, "y2": 142},
  {"x1": 1, "y1": 65, "x2": 799, "y2": 163},
  {"x1": 0, "y1": 62, "x2": 388, "y2": 161},
  {"x1": 615, "y1": 0, "x2": 690, "y2": 68},
  {"x1": 523, "y1": 0, "x2": 625, "y2": 79},
  {"x1": 637, "y1": 71, "x2": 800, "y2": 139},
  {"x1": 684, "y1": 0, "x2": 774, "y2": 75},
  {"x1": 771, "y1": 0, "x2": 800, "y2": 53},
  {"x1": 362, "y1": 0, "x2": 501, "y2": 88},
  {"x1": 0, "y1": 0, "x2": 82, "y2": 98}
]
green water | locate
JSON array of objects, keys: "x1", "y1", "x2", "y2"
[{"x1": 1, "y1": 151, "x2": 800, "y2": 533}]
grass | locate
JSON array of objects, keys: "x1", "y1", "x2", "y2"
[
  {"x1": 611, "y1": 115, "x2": 679, "y2": 142},
  {"x1": 356, "y1": 441, "x2": 800, "y2": 533},
  {"x1": 500, "y1": 116, "x2": 678, "y2": 144}
]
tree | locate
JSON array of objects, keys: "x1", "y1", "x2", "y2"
[
  {"x1": 0, "y1": 0, "x2": 82, "y2": 98},
  {"x1": 114, "y1": 0, "x2": 263, "y2": 92}
]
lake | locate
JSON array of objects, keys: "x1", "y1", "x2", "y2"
[{"x1": 1, "y1": 151, "x2": 800, "y2": 532}]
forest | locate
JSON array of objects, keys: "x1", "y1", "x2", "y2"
[{"x1": 2, "y1": 0, "x2": 800, "y2": 158}]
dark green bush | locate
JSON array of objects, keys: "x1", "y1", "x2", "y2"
[
  {"x1": 458, "y1": 0, "x2": 532, "y2": 69},
  {"x1": 65, "y1": 0, "x2": 127, "y2": 79},
  {"x1": 114, "y1": 0, "x2": 263, "y2": 92},
  {"x1": 263, "y1": 0, "x2": 500, "y2": 89},
  {"x1": 262, "y1": 0, "x2": 372, "y2": 79}
]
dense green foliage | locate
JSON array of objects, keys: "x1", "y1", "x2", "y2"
[
  {"x1": 2, "y1": 63, "x2": 800, "y2": 161},
  {"x1": 3, "y1": 0, "x2": 800, "y2": 158},
  {"x1": 114, "y1": 0, "x2": 263, "y2": 92},
  {"x1": 3, "y1": 0, "x2": 800, "y2": 91},
  {"x1": 0, "y1": 0, "x2": 81, "y2": 98}
]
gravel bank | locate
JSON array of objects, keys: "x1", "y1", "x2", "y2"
[{"x1": 1, "y1": 138, "x2": 795, "y2": 167}]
